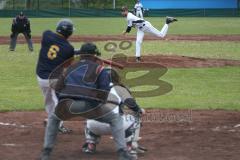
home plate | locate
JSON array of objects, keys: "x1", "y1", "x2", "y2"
[
  {"x1": 0, "y1": 122, "x2": 28, "y2": 128},
  {"x1": 1, "y1": 143, "x2": 21, "y2": 147},
  {"x1": 234, "y1": 124, "x2": 240, "y2": 128},
  {"x1": 110, "y1": 136, "x2": 142, "y2": 140}
]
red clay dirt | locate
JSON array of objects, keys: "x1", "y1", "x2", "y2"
[
  {"x1": 111, "y1": 54, "x2": 240, "y2": 68},
  {"x1": 1, "y1": 34, "x2": 240, "y2": 45},
  {"x1": 0, "y1": 110, "x2": 240, "y2": 160}
]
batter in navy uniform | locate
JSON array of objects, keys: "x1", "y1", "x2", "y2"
[
  {"x1": 36, "y1": 19, "x2": 75, "y2": 133},
  {"x1": 9, "y1": 12, "x2": 33, "y2": 51}
]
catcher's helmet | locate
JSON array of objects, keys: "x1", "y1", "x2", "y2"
[
  {"x1": 79, "y1": 42, "x2": 101, "y2": 56},
  {"x1": 56, "y1": 19, "x2": 74, "y2": 38}
]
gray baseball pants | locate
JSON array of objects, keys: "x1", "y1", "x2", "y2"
[{"x1": 9, "y1": 32, "x2": 33, "y2": 51}]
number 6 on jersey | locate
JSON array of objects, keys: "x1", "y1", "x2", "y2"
[{"x1": 48, "y1": 45, "x2": 60, "y2": 60}]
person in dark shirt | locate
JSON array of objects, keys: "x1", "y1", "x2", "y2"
[
  {"x1": 40, "y1": 42, "x2": 140, "y2": 160},
  {"x1": 9, "y1": 12, "x2": 33, "y2": 51},
  {"x1": 36, "y1": 19, "x2": 75, "y2": 134}
]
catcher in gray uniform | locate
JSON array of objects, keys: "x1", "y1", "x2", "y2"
[
  {"x1": 82, "y1": 68, "x2": 147, "y2": 156},
  {"x1": 40, "y1": 42, "x2": 143, "y2": 160}
]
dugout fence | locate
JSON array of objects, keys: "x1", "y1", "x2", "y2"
[{"x1": 0, "y1": 0, "x2": 239, "y2": 17}]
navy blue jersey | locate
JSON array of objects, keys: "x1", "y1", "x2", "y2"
[
  {"x1": 57, "y1": 59, "x2": 111, "y2": 103},
  {"x1": 36, "y1": 30, "x2": 74, "y2": 79}
]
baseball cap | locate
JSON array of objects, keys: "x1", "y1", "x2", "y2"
[
  {"x1": 79, "y1": 43, "x2": 101, "y2": 56},
  {"x1": 121, "y1": 6, "x2": 128, "y2": 12}
]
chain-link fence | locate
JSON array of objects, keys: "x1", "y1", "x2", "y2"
[
  {"x1": 0, "y1": 0, "x2": 132, "y2": 10},
  {"x1": 0, "y1": 0, "x2": 239, "y2": 17}
]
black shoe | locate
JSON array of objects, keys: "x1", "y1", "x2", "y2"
[
  {"x1": 82, "y1": 142, "x2": 96, "y2": 154},
  {"x1": 58, "y1": 125, "x2": 72, "y2": 134},
  {"x1": 40, "y1": 148, "x2": 52, "y2": 160},
  {"x1": 118, "y1": 148, "x2": 137, "y2": 160},
  {"x1": 166, "y1": 16, "x2": 178, "y2": 24},
  {"x1": 9, "y1": 49, "x2": 15, "y2": 51},
  {"x1": 136, "y1": 57, "x2": 141, "y2": 62},
  {"x1": 43, "y1": 119, "x2": 47, "y2": 127}
]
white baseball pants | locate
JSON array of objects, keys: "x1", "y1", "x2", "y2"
[
  {"x1": 136, "y1": 10, "x2": 143, "y2": 19},
  {"x1": 37, "y1": 76, "x2": 58, "y2": 118},
  {"x1": 136, "y1": 21, "x2": 169, "y2": 58}
]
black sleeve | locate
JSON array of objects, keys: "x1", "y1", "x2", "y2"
[
  {"x1": 26, "y1": 18, "x2": 31, "y2": 33},
  {"x1": 11, "y1": 19, "x2": 16, "y2": 33},
  {"x1": 125, "y1": 26, "x2": 132, "y2": 33},
  {"x1": 124, "y1": 98, "x2": 141, "y2": 113}
]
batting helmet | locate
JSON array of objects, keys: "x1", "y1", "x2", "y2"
[{"x1": 56, "y1": 19, "x2": 74, "y2": 39}]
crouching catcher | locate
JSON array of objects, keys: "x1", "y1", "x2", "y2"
[{"x1": 40, "y1": 42, "x2": 144, "y2": 160}]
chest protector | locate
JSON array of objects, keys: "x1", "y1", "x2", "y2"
[{"x1": 58, "y1": 59, "x2": 108, "y2": 102}]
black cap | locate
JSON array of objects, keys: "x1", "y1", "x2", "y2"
[{"x1": 79, "y1": 43, "x2": 101, "y2": 56}]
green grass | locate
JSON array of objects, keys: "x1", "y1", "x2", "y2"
[
  {"x1": 0, "y1": 42, "x2": 239, "y2": 111},
  {"x1": 0, "y1": 17, "x2": 240, "y2": 36},
  {"x1": 136, "y1": 67, "x2": 240, "y2": 110}
]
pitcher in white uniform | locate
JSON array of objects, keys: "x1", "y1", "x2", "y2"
[
  {"x1": 134, "y1": 0, "x2": 143, "y2": 19},
  {"x1": 121, "y1": 6, "x2": 177, "y2": 62}
]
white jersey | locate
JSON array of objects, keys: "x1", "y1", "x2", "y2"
[
  {"x1": 126, "y1": 12, "x2": 145, "y2": 29},
  {"x1": 134, "y1": 2, "x2": 143, "y2": 11}
]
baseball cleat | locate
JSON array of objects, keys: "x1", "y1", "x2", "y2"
[
  {"x1": 40, "y1": 148, "x2": 52, "y2": 160},
  {"x1": 166, "y1": 16, "x2": 178, "y2": 24},
  {"x1": 138, "y1": 145, "x2": 148, "y2": 152},
  {"x1": 136, "y1": 57, "x2": 141, "y2": 62},
  {"x1": 82, "y1": 142, "x2": 96, "y2": 154},
  {"x1": 58, "y1": 125, "x2": 73, "y2": 134},
  {"x1": 118, "y1": 148, "x2": 138, "y2": 160},
  {"x1": 43, "y1": 119, "x2": 48, "y2": 127}
]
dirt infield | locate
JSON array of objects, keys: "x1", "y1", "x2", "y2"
[
  {"x1": 112, "y1": 54, "x2": 240, "y2": 68},
  {"x1": 0, "y1": 109, "x2": 240, "y2": 160},
  {"x1": 0, "y1": 34, "x2": 240, "y2": 45}
]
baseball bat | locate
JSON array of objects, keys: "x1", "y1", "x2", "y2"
[
  {"x1": 94, "y1": 56, "x2": 124, "y2": 69},
  {"x1": 76, "y1": 55, "x2": 124, "y2": 69},
  {"x1": 100, "y1": 58, "x2": 124, "y2": 69}
]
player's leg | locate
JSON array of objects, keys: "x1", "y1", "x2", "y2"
[
  {"x1": 40, "y1": 114, "x2": 61, "y2": 160},
  {"x1": 139, "y1": 11, "x2": 143, "y2": 19},
  {"x1": 82, "y1": 120, "x2": 105, "y2": 153},
  {"x1": 136, "y1": 29, "x2": 144, "y2": 62},
  {"x1": 136, "y1": 11, "x2": 140, "y2": 18},
  {"x1": 144, "y1": 21, "x2": 169, "y2": 38},
  {"x1": 9, "y1": 32, "x2": 18, "y2": 51},
  {"x1": 97, "y1": 112, "x2": 137, "y2": 160},
  {"x1": 144, "y1": 17, "x2": 177, "y2": 38},
  {"x1": 37, "y1": 76, "x2": 71, "y2": 134},
  {"x1": 37, "y1": 77, "x2": 58, "y2": 117},
  {"x1": 124, "y1": 114, "x2": 146, "y2": 154},
  {"x1": 23, "y1": 32, "x2": 33, "y2": 51}
]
